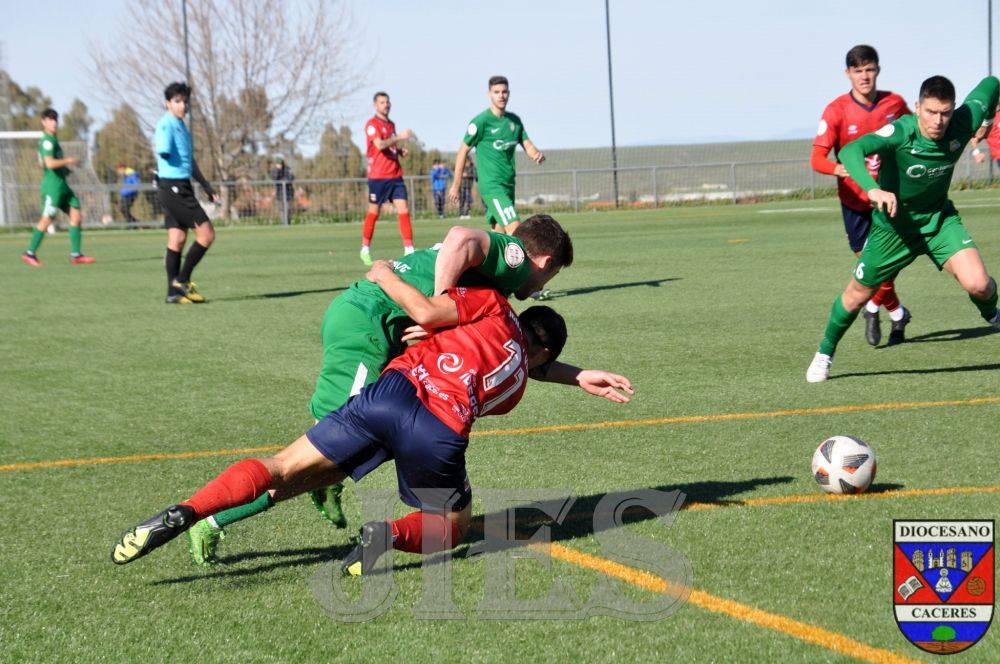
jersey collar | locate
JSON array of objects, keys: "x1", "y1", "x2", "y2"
[{"x1": 848, "y1": 90, "x2": 883, "y2": 112}]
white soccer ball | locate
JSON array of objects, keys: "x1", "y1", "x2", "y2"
[{"x1": 811, "y1": 435, "x2": 877, "y2": 495}]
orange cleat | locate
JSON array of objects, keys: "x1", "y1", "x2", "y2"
[
  {"x1": 71, "y1": 254, "x2": 96, "y2": 265},
  {"x1": 21, "y1": 253, "x2": 42, "y2": 267}
]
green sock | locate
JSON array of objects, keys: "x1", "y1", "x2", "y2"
[
  {"x1": 212, "y1": 492, "x2": 274, "y2": 528},
  {"x1": 819, "y1": 296, "x2": 861, "y2": 356},
  {"x1": 69, "y1": 226, "x2": 82, "y2": 256},
  {"x1": 27, "y1": 229, "x2": 45, "y2": 254},
  {"x1": 969, "y1": 279, "x2": 999, "y2": 321}
]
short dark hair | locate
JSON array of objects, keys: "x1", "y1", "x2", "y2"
[
  {"x1": 919, "y1": 75, "x2": 956, "y2": 103},
  {"x1": 845, "y1": 45, "x2": 879, "y2": 69},
  {"x1": 373, "y1": 91, "x2": 389, "y2": 102},
  {"x1": 519, "y1": 305, "x2": 567, "y2": 366},
  {"x1": 488, "y1": 75, "x2": 508, "y2": 89},
  {"x1": 164, "y1": 82, "x2": 191, "y2": 101},
  {"x1": 513, "y1": 214, "x2": 574, "y2": 269},
  {"x1": 41, "y1": 108, "x2": 58, "y2": 121}
]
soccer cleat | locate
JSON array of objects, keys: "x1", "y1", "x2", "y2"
[
  {"x1": 186, "y1": 519, "x2": 225, "y2": 567},
  {"x1": 111, "y1": 504, "x2": 196, "y2": 565},
  {"x1": 885, "y1": 308, "x2": 912, "y2": 346},
  {"x1": 21, "y1": 253, "x2": 42, "y2": 267},
  {"x1": 165, "y1": 294, "x2": 193, "y2": 304},
  {"x1": 862, "y1": 309, "x2": 881, "y2": 346},
  {"x1": 806, "y1": 352, "x2": 833, "y2": 383},
  {"x1": 403, "y1": 245, "x2": 415, "y2": 256},
  {"x1": 529, "y1": 289, "x2": 553, "y2": 301},
  {"x1": 70, "y1": 254, "x2": 95, "y2": 265},
  {"x1": 990, "y1": 310, "x2": 1000, "y2": 329},
  {"x1": 341, "y1": 520, "x2": 392, "y2": 577},
  {"x1": 359, "y1": 247, "x2": 373, "y2": 267},
  {"x1": 309, "y1": 483, "x2": 347, "y2": 528},
  {"x1": 171, "y1": 280, "x2": 205, "y2": 303}
]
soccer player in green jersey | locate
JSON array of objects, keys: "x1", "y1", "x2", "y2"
[
  {"x1": 807, "y1": 75, "x2": 1000, "y2": 382},
  {"x1": 21, "y1": 108, "x2": 94, "y2": 266},
  {"x1": 448, "y1": 76, "x2": 545, "y2": 236},
  {"x1": 185, "y1": 216, "x2": 634, "y2": 565}
]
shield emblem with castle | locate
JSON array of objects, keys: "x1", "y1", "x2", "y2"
[{"x1": 893, "y1": 520, "x2": 994, "y2": 654}]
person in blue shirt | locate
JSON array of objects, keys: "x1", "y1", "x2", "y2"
[
  {"x1": 429, "y1": 159, "x2": 452, "y2": 218},
  {"x1": 154, "y1": 81, "x2": 220, "y2": 304},
  {"x1": 116, "y1": 164, "x2": 140, "y2": 229}
]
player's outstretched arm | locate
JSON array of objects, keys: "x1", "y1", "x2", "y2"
[
  {"x1": 367, "y1": 260, "x2": 459, "y2": 328},
  {"x1": 433, "y1": 226, "x2": 491, "y2": 295},
  {"x1": 530, "y1": 361, "x2": 633, "y2": 404},
  {"x1": 522, "y1": 139, "x2": 545, "y2": 164},
  {"x1": 959, "y1": 76, "x2": 1000, "y2": 131}
]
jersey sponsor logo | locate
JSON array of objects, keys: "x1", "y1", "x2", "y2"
[
  {"x1": 876, "y1": 124, "x2": 895, "y2": 137},
  {"x1": 893, "y1": 520, "x2": 994, "y2": 655},
  {"x1": 437, "y1": 353, "x2": 464, "y2": 374},
  {"x1": 493, "y1": 139, "x2": 518, "y2": 150},
  {"x1": 366, "y1": 125, "x2": 376, "y2": 136},
  {"x1": 504, "y1": 243, "x2": 525, "y2": 268},
  {"x1": 906, "y1": 163, "x2": 952, "y2": 179},
  {"x1": 467, "y1": 123, "x2": 478, "y2": 136},
  {"x1": 816, "y1": 119, "x2": 827, "y2": 136}
]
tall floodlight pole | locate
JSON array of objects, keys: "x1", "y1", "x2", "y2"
[{"x1": 604, "y1": 0, "x2": 620, "y2": 208}]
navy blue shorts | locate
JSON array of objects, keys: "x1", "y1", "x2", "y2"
[
  {"x1": 306, "y1": 370, "x2": 471, "y2": 512},
  {"x1": 841, "y1": 204, "x2": 872, "y2": 253},
  {"x1": 368, "y1": 178, "x2": 408, "y2": 206}
]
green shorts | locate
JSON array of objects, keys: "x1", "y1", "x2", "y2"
[
  {"x1": 481, "y1": 188, "x2": 520, "y2": 228},
  {"x1": 853, "y1": 215, "x2": 977, "y2": 287},
  {"x1": 308, "y1": 295, "x2": 402, "y2": 420},
  {"x1": 40, "y1": 180, "x2": 80, "y2": 218}
]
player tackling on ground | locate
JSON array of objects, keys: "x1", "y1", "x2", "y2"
[
  {"x1": 360, "y1": 91, "x2": 414, "y2": 266},
  {"x1": 807, "y1": 75, "x2": 1000, "y2": 383},
  {"x1": 812, "y1": 45, "x2": 911, "y2": 346},
  {"x1": 21, "y1": 108, "x2": 95, "y2": 266},
  {"x1": 155, "y1": 82, "x2": 220, "y2": 304},
  {"x1": 113, "y1": 279, "x2": 570, "y2": 575}
]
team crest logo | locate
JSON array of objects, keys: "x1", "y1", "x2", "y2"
[
  {"x1": 504, "y1": 243, "x2": 525, "y2": 268},
  {"x1": 893, "y1": 520, "x2": 994, "y2": 655},
  {"x1": 509, "y1": 122, "x2": 515, "y2": 132},
  {"x1": 437, "y1": 353, "x2": 463, "y2": 373}
]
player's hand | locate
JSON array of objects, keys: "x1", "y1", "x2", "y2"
[
  {"x1": 67, "y1": 157, "x2": 80, "y2": 166},
  {"x1": 397, "y1": 128, "x2": 413, "y2": 141},
  {"x1": 401, "y1": 324, "x2": 431, "y2": 342},
  {"x1": 533, "y1": 151, "x2": 545, "y2": 164},
  {"x1": 447, "y1": 185, "x2": 460, "y2": 204},
  {"x1": 210, "y1": 192, "x2": 221, "y2": 203},
  {"x1": 868, "y1": 189, "x2": 897, "y2": 217},
  {"x1": 365, "y1": 259, "x2": 395, "y2": 283},
  {"x1": 399, "y1": 147, "x2": 409, "y2": 157},
  {"x1": 833, "y1": 164, "x2": 849, "y2": 177},
  {"x1": 576, "y1": 370, "x2": 634, "y2": 403}
]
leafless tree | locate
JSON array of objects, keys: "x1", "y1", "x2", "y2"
[{"x1": 90, "y1": 0, "x2": 366, "y2": 186}]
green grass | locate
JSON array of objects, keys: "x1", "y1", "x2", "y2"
[{"x1": 2, "y1": 196, "x2": 999, "y2": 662}]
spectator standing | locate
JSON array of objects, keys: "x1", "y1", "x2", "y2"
[
  {"x1": 429, "y1": 159, "x2": 452, "y2": 218},
  {"x1": 117, "y1": 164, "x2": 140, "y2": 229},
  {"x1": 271, "y1": 156, "x2": 295, "y2": 225}
]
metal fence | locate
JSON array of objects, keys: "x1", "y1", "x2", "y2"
[{"x1": 2, "y1": 153, "x2": 998, "y2": 228}]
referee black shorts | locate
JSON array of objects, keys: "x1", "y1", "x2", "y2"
[{"x1": 158, "y1": 178, "x2": 210, "y2": 230}]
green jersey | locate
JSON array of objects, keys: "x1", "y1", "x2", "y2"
[
  {"x1": 841, "y1": 76, "x2": 1000, "y2": 235},
  {"x1": 343, "y1": 231, "x2": 532, "y2": 339},
  {"x1": 38, "y1": 132, "x2": 70, "y2": 183},
  {"x1": 463, "y1": 109, "x2": 529, "y2": 192}
]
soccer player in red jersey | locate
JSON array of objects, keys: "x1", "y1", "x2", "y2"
[
  {"x1": 970, "y1": 109, "x2": 1000, "y2": 167},
  {"x1": 812, "y1": 45, "x2": 912, "y2": 346},
  {"x1": 111, "y1": 270, "x2": 611, "y2": 574},
  {"x1": 361, "y1": 91, "x2": 414, "y2": 265}
]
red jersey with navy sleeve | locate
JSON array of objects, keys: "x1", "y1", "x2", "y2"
[
  {"x1": 365, "y1": 115, "x2": 403, "y2": 179},
  {"x1": 385, "y1": 287, "x2": 528, "y2": 436},
  {"x1": 813, "y1": 91, "x2": 910, "y2": 211}
]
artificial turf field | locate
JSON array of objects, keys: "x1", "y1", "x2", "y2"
[{"x1": 2, "y1": 194, "x2": 998, "y2": 662}]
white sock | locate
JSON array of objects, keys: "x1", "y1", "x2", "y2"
[
  {"x1": 865, "y1": 300, "x2": 879, "y2": 314},
  {"x1": 360, "y1": 245, "x2": 370, "y2": 252},
  {"x1": 206, "y1": 515, "x2": 221, "y2": 530},
  {"x1": 888, "y1": 306, "x2": 905, "y2": 322}
]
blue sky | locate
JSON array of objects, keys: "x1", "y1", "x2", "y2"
[{"x1": 2, "y1": 0, "x2": 996, "y2": 150}]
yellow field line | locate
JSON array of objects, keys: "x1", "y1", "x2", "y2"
[
  {"x1": 538, "y1": 542, "x2": 917, "y2": 664},
  {"x1": 3, "y1": 396, "x2": 999, "y2": 473}
]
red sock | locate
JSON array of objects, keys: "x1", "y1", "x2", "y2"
[
  {"x1": 398, "y1": 212, "x2": 413, "y2": 247},
  {"x1": 870, "y1": 280, "x2": 900, "y2": 311},
  {"x1": 362, "y1": 212, "x2": 378, "y2": 246},
  {"x1": 389, "y1": 511, "x2": 462, "y2": 553},
  {"x1": 181, "y1": 459, "x2": 272, "y2": 520}
]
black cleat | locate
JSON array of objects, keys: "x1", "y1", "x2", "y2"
[
  {"x1": 341, "y1": 520, "x2": 392, "y2": 576},
  {"x1": 111, "y1": 504, "x2": 196, "y2": 565},
  {"x1": 885, "y1": 308, "x2": 912, "y2": 346},
  {"x1": 862, "y1": 309, "x2": 881, "y2": 346}
]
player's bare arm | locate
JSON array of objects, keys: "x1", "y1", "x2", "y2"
[
  {"x1": 373, "y1": 128, "x2": 413, "y2": 151},
  {"x1": 43, "y1": 155, "x2": 78, "y2": 170},
  {"x1": 522, "y1": 139, "x2": 545, "y2": 164},
  {"x1": 449, "y1": 144, "x2": 472, "y2": 203},
  {"x1": 529, "y1": 360, "x2": 634, "y2": 403},
  {"x1": 366, "y1": 260, "x2": 459, "y2": 328},
  {"x1": 433, "y1": 226, "x2": 491, "y2": 295}
]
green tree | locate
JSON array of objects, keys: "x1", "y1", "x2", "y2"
[
  {"x1": 302, "y1": 123, "x2": 364, "y2": 179},
  {"x1": 93, "y1": 104, "x2": 153, "y2": 183}
]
